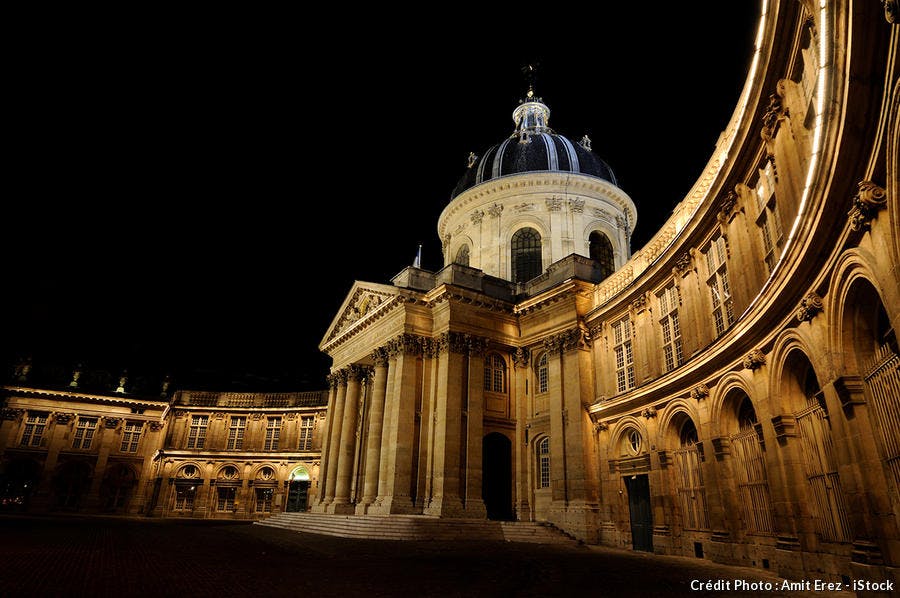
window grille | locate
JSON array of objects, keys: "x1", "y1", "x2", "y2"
[
  {"x1": 538, "y1": 437, "x2": 550, "y2": 488},
  {"x1": 863, "y1": 342, "x2": 900, "y2": 496},
  {"x1": 511, "y1": 228, "x2": 542, "y2": 283},
  {"x1": 187, "y1": 415, "x2": 208, "y2": 449},
  {"x1": 658, "y1": 283, "x2": 684, "y2": 372},
  {"x1": 120, "y1": 422, "x2": 142, "y2": 452},
  {"x1": 72, "y1": 417, "x2": 98, "y2": 449},
  {"x1": 537, "y1": 353, "x2": 549, "y2": 394},
  {"x1": 21, "y1": 412, "x2": 48, "y2": 447},
  {"x1": 298, "y1": 416, "x2": 314, "y2": 451},
  {"x1": 483, "y1": 354, "x2": 507, "y2": 393},
  {"x1": 674, "y1": 424, "x2": 708, "y2": 530},
  {"x1": 264, "y1": 417, "x2": 281, "y2": 451},
  {"x1": 613, "y1": 317, "x2": 635, "y2": 392},
  {"x1": 217, "y1": 487, "x2": 236, "y2": 511},
  {"x1": 704, "y1": 235, "x2": 734, "y2": 336},
  {"x1": 226, "y1": 416, "x2": 246, "y2": 450},
  {"x1": 174, "y1": 486, "x2": 195, "y2": 511}
]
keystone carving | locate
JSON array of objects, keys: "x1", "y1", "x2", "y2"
[
  {"x1": 743, "y1": 349, "x2": 767, "y2": 370},
  {"x1": 690, "y1": 384, "x2": 710, "y2": 401},
  {"x1": 795, "y1": 292, "x2": 824, "y2": 322},
  {"x1": 848, "y1": 181, "x2": 887, "y2": 232},
  {"x1": 512, "y1": 347, "x2": 531, "y2": 368},
  {"x1": 641, "y1": 407, "x2": 657, "y2": 419}
]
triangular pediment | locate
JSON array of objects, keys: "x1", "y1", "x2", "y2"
[{"x1": 320, "y1": 281, "x2": 400, "y2": 347}]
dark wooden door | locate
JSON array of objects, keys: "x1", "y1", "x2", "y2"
[{"x1": 625, "y1": 474, "x2": 653, "y2": 552}]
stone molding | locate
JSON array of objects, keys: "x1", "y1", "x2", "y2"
[
  {"x1": 103, "y1": 417, "x2": 121, "y2": 429},
  {"x1": 771, "y1": 415, "x2": 797, "y2": 440},
  {"x1": 470, "y1": 209, "x2": 484, "y2": 224}
]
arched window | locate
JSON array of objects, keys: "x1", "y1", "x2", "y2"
[
  {"x1": 536, "y1": 353, "x2": 549, "y2": 394},
  {"x1": 455, "y1": 245, "x2": 470, "y2": 267},
  {"x1": 674, "y1": 419, "x2": 708, "y2": 530},
  {"x1": 511, "y1": 227, "x2": 542, "y2": 283},
  {"x1": 538, "y1": 437, "x2": 550, "y2": 488},
  {"x1": 589, "y1": 231, "x2": 615, "y2": 279},
  {"x1": 483, "y1": 354, "x2": 507, "y2": 393}
]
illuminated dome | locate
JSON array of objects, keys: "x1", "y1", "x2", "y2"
[{"x1": 451, "y1": 95, "x2": 617, "y2": 199}]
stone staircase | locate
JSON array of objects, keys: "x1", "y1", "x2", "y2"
[{"x1": 254, "y1": 512, "x2": 580, "y2": 545}]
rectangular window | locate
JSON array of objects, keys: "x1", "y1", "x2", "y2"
[
  {"x1": 613, "y1": 317, "x2": 635, "y2": 393},
  {"x1": 298, "y1": 416, "x2": 314, "y2": 451},
  {"x1": 264, "y1": 417, "x2": 281, "y2": 451},
  {"x1": 217, "y1": 487, "x2": 237, "y2": 511},
  {"x1": 186, "y1": 415, "x2": 209, "y2": 449},
  {"x1": 255, "y1": 488, "x2": 274, "y2": 513},
  {"x1": 226, "y1": 416, "x2": 246, "y2": 450},
  {"x1": 538, "y1": 439, "x2": 551, "y2": 489},
  {"x1": 174, "y1": 486, "x2": 196, "y2": 511},
  {"x1": 705, "y1": 234, "x2": 735, "y2": 336},
  {"x1": 120, "y1": 421, "x2": 142, "y2": 453},
  {"x1": 20, "y1": 412, "x2": 48, "y2": 447},
  {"x1": 756, "y1": 163, "x2": 784, "y2": 273},
  {"x1": 658, "y1": 283, "x2": 684, "y2": 372},
  {"x1": 72, "y1": 417, "x2": 98, "y2": 449}
]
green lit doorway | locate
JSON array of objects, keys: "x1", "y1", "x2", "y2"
[{"x1": 286, "y1": 466, "x2": 310, "y2": 512}]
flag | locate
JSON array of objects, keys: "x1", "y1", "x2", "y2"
[{"x1": 413, "y1": 244, "x2": 422, "y2": 268}]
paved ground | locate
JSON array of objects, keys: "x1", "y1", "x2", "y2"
[{"x1": 0, "y1": 515, "x2": 861, "y2": 598}]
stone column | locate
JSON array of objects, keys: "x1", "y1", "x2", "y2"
[
  {"x1": 512, "y1": 347, "x2": 532, "y2": 520},
  {"x1": 321, "y1": 370, "x2": 348, "y2": 510},
  {"x1": 312, "y1": 375, "x2": 339, "y2": 511},
  {"x1": 423, "y1": 332, "x2": 466, "y2": 517},
  {"x1": 371, "y1": 334, "x2": 422, "y2": 515},
  {"x1": 464, "y1": 336, "x2": 488, "y2": 517},
  {"x1": 358, "y1": 348, "x2": 390, "y2": 514},
  {"x1": 331, "y1": 365, "x2": 365, "y2": 513}
]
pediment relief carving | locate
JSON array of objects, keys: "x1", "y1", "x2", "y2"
[{"x1": 329, "y1": 288, "x2": 396, "y2": 340}]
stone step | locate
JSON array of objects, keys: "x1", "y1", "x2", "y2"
[{"x1": 255, "y1": 512, "x2": 578, "y2": 545}]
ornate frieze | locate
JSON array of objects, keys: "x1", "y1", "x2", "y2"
[
  {"x1": 487, "y1": 203, "x2": 504, "y2": 218},
  {"x1": 795, "y1": 292, "x2": 823, "y2": 322},
  {"x1": 1, "y1": 408, "x2": 24, "y2": 421},
  {"x1": 545, "y1": 197, "x2": 563, "y2": 211},
  {"x1": 848, "y1": 180, "x2": 887, "y2": 232},
  {"x1": 54, "y1": 412, "x2": 75, "y2": 424},
  {"x1": 690, "y1": 384, "x2": 709, "y2": 401},
  {"x1": 512, "y1": 347, "x2": 530, "y2": 368},
  {"x1": 743, "y1": 349, "x2": 766, "y2": 370},
  {"x1": 470, "y1": 209, "x2": 484, "y2": 224},
  {"x1": 249, "y1": 413, "x2": 264, "y2": 421},
  {"x1": 592, "y1": 208, "x2": 612, "y2": 220}
]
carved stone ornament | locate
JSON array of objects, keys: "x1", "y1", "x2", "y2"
[
  {"x1": 673, "y1": 251, "x2": 693, "y2": 277},
  {"x1": 760, "y1": 86, "x2": 788, "y2": 146},
  {"x1": 387, "y1": 333, "x2": 425, "y2": 357},
  {"x1": 631, "y1": 293, "x2": 648, "y2": 313},
  {"x1": 467, "y1": 151, "x2": 478, "y2": 168},
  {"x1": 514, "y1": 202, "x2": 535, "y2": 213},
  {"x1": 213, "y1": 412, "x2": 226, "y2": 420},
  {"x1": 371, "y1": 346, "x2": 390, "y2": 367},
  {"x1": 512, "y1": 346, "x2": 531, "y2": 368},
  {"x1": 148, "y1": 421, "x2": 165, "y2": 432},
  {"x1": 1, "y1": 408, "x2": 24, "y2": 421},
  {"x1": 641, "y1": 407, "x2": 657, "y2": 419},
  {"x1": 542, "y1": 334, "x2": 562, "y2": 355},
  {"x1": 326, "y1": 372, "x2": 339, "y2": 389},
  {"x1": 249, "y1": 412, "x2": 264, "y2": 421},
  {"x1": 795, "y1": 291, "x2": 824, "y2": 322},
  {"x1": 718, "y1": 190, "x2": 738, "y2": 223},
  {"x1": 338, "y1": 291, "x2": 385, "y2": 332},
  {"x1": 546, "y1": 197, "x2": 563, "y2": 211},
  {"x1": 470, "y1": 209, "x2": 484, "y2": 224},
  {"x1": 103, "y1": 417, "x2": 122, "y2": 429},
  {"x1": 579, "y1": 134, "x2": 592, "y2": 150},
  {"x1": 743, "y1": 349, "x2": 767, "y2": 370},
  {"x1": 54, "y1": 412, "x2": 75, "y2": 424},
  {"x1": 594, "y1": 421, "x2": 608, "y2": 433},
  {"x1": 487, "y1": 203, "x2": 504, "y2": 218},
  {"x1": 690, "y1": 384, "x2": 710, "y2": 401},
  {"x1": 560, "y1": 327, "x2": 590, "y2": 352},
  {"x1": 569, "y1": 198, "x2": 585, "y2": 213},
  {"x1": 173, "y1": 410, "x2": 187, "y2": 418},
  {"x1": 466, "y1": 335, "x2": 489, "y2": 357},
  {"x1": 347, "y1": 364, "x2": 370, "y2": 382},
  {"x1": 848, "y1": 180, "x2": 887, "y2": 232},
  {"x1": 886, "y1": 1, "x2": 898, "y2": 24}
]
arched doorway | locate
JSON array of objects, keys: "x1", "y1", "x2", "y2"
[
  {"x1": 482, "y1": 433, "x2": 512, "y2": 520},
  {"x1": 101, "y1": 463, "x2": 135, "y2": 512},
  {"x1": 54, "y1": 461, "x2": 92, "y2": 510},
  {"x1": 0, "y1": 458, "x2": 41, "y2": 511},
  {"x1": 286, "y1": 466, "x2": 310, "y2": 512}
]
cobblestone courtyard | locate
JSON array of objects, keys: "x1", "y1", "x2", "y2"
[{"x1": 0, "y1": 515, "x2": 858, "y2": 597}]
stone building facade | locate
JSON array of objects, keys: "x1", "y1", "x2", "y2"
[
  {"x1": 314, "y1": 0, "x2": 899, "y2": 586},
  {"x1": 0, "y1": 370, "x2": 328, "y2": 519}
]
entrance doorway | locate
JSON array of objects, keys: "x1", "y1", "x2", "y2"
[
  {"x1": 482, "y1": 433, "x2": 513, "y2": 520},
  {"x1": 625, "y1": 474, "x2": 653, "y2": 552},
  {"x1": 286, "y1": 466, "x2": 310, "y2": 512}
]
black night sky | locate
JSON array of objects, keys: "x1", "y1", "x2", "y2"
[{"x1": 5, "y1": 4, "x2": 761, "y2": 393}]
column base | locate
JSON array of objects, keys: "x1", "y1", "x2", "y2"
[
  {"x1": 327, "y1": 500, "x2": 357, "y2": 515},
  {"x1": 423, "y1": 495, "x2": 466, "y2": 518},
  {"x1": 463, "y1": 498, "x2": 487, "y2": 519},
  {"x1": 367, "y1": 495, "x2": 419, "y2": 515}
]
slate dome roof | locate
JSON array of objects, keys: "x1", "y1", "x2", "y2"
[{"x1": 451, "y1": 96, "x2": 617, "y2": 199}]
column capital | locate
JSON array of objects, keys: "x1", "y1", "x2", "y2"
[{"x1": 371, "y1": 346, "x2": 390, "y2": 367}]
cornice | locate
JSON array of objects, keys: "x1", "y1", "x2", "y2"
[
  {"x1": 1, "y1": 386, "x2": 170, "y2": 408},
  {"x1": 321, "y1": 291, "x2": 423, "y2": 353}
]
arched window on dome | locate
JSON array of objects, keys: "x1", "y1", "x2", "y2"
[
  {"x1": 589, "y1": 231, "x2": 614, "y2": 280},
  {"x1": 511, "y1": 228, "x2": 542, "y2": 283},
  {"x1": 455, "y1": 245, "x2": 470, "y2": 267}
]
